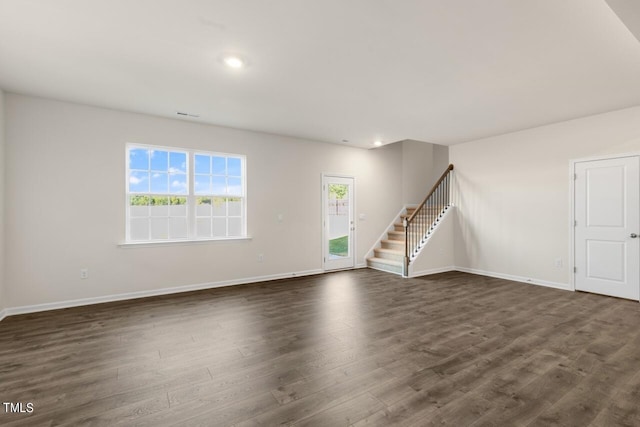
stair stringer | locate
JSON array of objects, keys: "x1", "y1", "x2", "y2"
[{"x1": 408, "y1": 206, "x2": 456, "y2": 278}]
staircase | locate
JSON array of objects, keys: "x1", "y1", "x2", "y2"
[
  {"x1": 366, "y1": 164, "x2": 454, "y2": 277},
  {"x1": 366, "y1": 207, "x2": 415, "y2": 275}
]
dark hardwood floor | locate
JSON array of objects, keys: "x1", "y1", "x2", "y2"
[{"x1": 1, "y1": 269, "x2": 640, "y2": 426}]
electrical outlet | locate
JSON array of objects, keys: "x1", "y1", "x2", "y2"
[
  {"x1": 554, "y1": 258, "x2": 563, "y2": 268},
  {"x1": 258, "y1": 254, "x2": 264, "y2": 263},
  {"x1": 80, "y1": 268, "x2": 89, "y2": 279}
]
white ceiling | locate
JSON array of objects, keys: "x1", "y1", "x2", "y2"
[{"x1": 1, "y1": 0, "x2": 640, "y2": 148}]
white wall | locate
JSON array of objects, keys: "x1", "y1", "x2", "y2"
[
  {"x1": 4, "y1": 94, "x2": 420, "y2": 310},
  {"x1": 409, "y1": 207, "x2": 455, "y2": 276},
  {"x1": 450, "y1": 106, "x2": 640, "y2": 287},
  {"x1": 0, "y1": 89, "x2": 5, "y2": 315},
  {"x1": 401, "y1": 140, "x2": 450, "y2": 205},
  {"x1": 433, "y1": 143, "x2": 450, "y2": 184}
]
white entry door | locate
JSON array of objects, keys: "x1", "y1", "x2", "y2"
[
  {"x1": 575, "y1": 156, "x2": 640, "y2": 300},
  {"x1": 323, "y1": 175, "x2": 355, "y2": 270}
]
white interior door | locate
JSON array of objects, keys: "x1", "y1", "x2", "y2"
[
  {"x1": 575, "y1": 156, "x2": 640, "y2": 300},
  {"x1": 323, "y1": 175, "x2": 355, "y2": 270}
]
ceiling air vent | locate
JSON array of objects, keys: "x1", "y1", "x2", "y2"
[{"x1": 176, "y1": 112, "x2": 200, "y2": 118}]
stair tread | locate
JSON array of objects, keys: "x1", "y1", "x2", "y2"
[
  {"x1": 374, "y1": 248, "x2": 404, "y2": 255},
  {"x1": 381, "y1": 239, "x2": 405, "y2": 246}
]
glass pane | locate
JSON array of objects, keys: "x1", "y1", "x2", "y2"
[
  {"x1": 228, "y1": 218, "x2": 242, "y2": 236},
  {"x1": 130, "y1": 218, "x2": 149, "y2": 240},
  {"x1": 212, "y1": 218, "x2": 226, "y2": 237},
  {"x1": 329, "y1": 235, "x2": 349, "y2": 258},
  {"x1": 195, "y1": 175, "x2": 211, "y2": 194},
  {"x1": 228, "y1": 198, "x2": 241, "y2": 216},
  {"x1": 130, "y1": 206, "x2": 148, "y2": 217},
  {"x1": 169, "y1": 218, "x2": 188, "y2": 239},
  {"x1": 212, "y1": 176, "x2": 226, "y2": 194},
  {"x1": 196, "y1": 197, "x2": 212, "y2": 216},
  {"x1": 213, "y1": 156, "x2": 226, "y2": 175},
  {"x1": 150, "y1": 217, "x2": 169, "y2": 239},
  {"x1": 150, "y1": 205, "x2": 168, "y2": 217},
  {"x1": 169, "y1": 152, "x2": 187, "y2": 173},
  {"x1": 170, "y1": 196, "x2": 187, "y2": 205},
  {"x1": 129, "y1": 171, "x2": 149, "y2": 192},
  {"x1": 150, "y1": 150, "x2": 168, "y2": 171},
  {"x1": 328, "y1": 184, "x2": 350, "y2": 259},
  {"x1": 169, "y1": 197, "x2": 187, "y2": 216},
  {"x1": 227, "y1": 177, "x2": 242, "y2": 196},
  {"x1": 150, "y1": 173, "x2": 169, "y2": 193},
  {"x1": 329, "y1": 184, "x2": 348, "y2": 201},
  {"x1": 196, "y1": 218, "x2": 211, "y2": 238},
  {"x1": 130, "y1": 195, "x2": 149, "y2": 211},
  {"x1": 227, "y1": 157, "x2": 241, "y2": 176},
  {"x1": 195, "y1": 154, "x2": 210, "y2": 174},
  {"x1": 169, "y1": 173, "x2": 187, "y2": 194},
  {"x1": 150, "y1": 196, "x2": 169, "y2": 217},
  {"x1": 149, "y1": 196, "x2": 169, "y2": 205},
  {"x1": 212, "y1": 197, "x2": 226, "y2": 216},
  {"x1": 129, "y1": 148, "x2": 149, "y2": 170}
]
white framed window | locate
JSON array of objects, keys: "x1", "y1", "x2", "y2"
[{"x1": 126, "y1": 144, "x2": 246, "y2": 242}]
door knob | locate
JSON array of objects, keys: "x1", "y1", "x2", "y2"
[{"x1": 631, "y1": 233, "x2": 638, "y2": 238}]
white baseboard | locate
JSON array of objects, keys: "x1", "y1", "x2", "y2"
[
  {"x1": 3, "y1": 269, "x2": 324, "y2": 318},
  {"x1": 409, "y1": 266, "x2": 456, "y2": 278},
  {"x1": 0, "y1": 265, "x2": 574, "y2": 322},
  {"x1": 453, "y1": 266, "x2": 571, "y2": 291}
]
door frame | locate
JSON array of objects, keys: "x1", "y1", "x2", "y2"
[
  {"x1": 321, "y1": 173, "x2": 356, "y2": 271},
  {"x1": 570, "y1": 152, "x2": 640, "y2": 297}
]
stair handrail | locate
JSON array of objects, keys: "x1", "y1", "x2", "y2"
[
  {"x1": 404, "y1": 164, "x2": 454, "y2": 276},
  {"x1": 406, "y1": 164, "x2": 454, "y2": 223}
]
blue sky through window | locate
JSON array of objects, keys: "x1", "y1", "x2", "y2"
[
  {"x1": 129, "y1": 148, "x2": 241, "y2": 195},
  {"x1": 228, "y1": 158, "x2": 241, "y2": 176},
  {"x1": 130, "y1": 147, "x2": 187, "y2": 194},
  {"x1": 194, "y1": 154, "x2": 243, "y2": 196}
]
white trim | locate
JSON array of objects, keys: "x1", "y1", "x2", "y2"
[
  {"x1": 322, "y1": 174, "x2": 356, "y2": 271},
  {"x1": 409, "y1": 266, "x2": 456, "y2": 278},
  {"x1": 125, "y1": 143, "x2": 248, "y2": 243},
  {"x1": 0, "y1": 265, "x2": 583, "y2": 322},
  {"x1": 454, "y1": 266, "x2": 571, "y2": 291},
  {"x1": 568, "y1": 151, "x2": 640, "y2": 164},
  {"x1": 2, "y1": 269, "x2": 324, "y2": 318},
  {"x1": 408, "y1": 205, "x2": 453, "y2": 264},
  {"x1": 569, "y1": 159, "x2": 576, "y2": 291},
  {"x1": 118, "y1": 236, "x2": 252, "y2": 248},
  {"x1": 367, "y1": 263, "x2": 402, "y2": 275},
  {"x1": 569, "y1": 152, "x2": 640, "y2": 295}
]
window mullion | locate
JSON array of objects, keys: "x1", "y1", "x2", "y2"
[{"x1": 188, "y1": 151, "x2": 195, "y2": 239}]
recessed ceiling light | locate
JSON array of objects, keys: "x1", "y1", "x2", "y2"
[
  {"x1": 222, "y1": 55, "x2": 245, "y2": 69},
  {"x1": 374, "y1": 140, "x2": 383, "y2": 147}
]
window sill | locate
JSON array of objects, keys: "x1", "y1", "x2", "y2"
[{"x1": 118, "y1": 236, "x2": 252, "y2": 248}]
